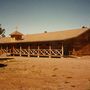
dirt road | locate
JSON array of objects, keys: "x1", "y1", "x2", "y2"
[{"x1": 0, "y1": 56, "x2": 90, "y2": 90}]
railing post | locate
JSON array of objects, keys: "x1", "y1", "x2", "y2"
[
  {"x1": 6, "y1": 46, "x2": 8, "y2": 56},
  {"x1": 12, "y1": 45, "x2": 14, "y2": 56},
  {"x1": 49, "y1": 43, "x2": 51, "y2": 58},
  {"x1": 38, "y1": 44, "x2": 40, "y2": 58},
  {"x1": 61, "y1": 42, "x2": 64, "y2": 57},
  {"x1": 0, "y1": 45, "x2": 2, "y2": 54},
  {"x1": 6, "y1": 46, "x2": 8, "y2": 53},
  {"x1": 28, "y1": 45, "x2": 30, "y2": 57},
  {"x1": 20, "y1": 45, "x2": 22, "y2": 56}
]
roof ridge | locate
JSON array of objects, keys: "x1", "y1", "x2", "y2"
[{"x1": 25, "y1": 28, "x2": 88, "y2": 36}]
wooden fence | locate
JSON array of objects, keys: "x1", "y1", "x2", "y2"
[{"x1": 0, "y1": 48, "x2": 63, "y2": 58}]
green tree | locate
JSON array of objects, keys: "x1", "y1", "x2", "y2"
[{"x1": 0, "y1": 24, "x2": 5, "y2": 37}]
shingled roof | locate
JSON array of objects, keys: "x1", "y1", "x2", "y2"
[{"x1": 0, "y1": 27, "x2": 89, "y2": 43}]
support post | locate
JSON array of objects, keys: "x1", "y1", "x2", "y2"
[
  {"x1": 38, "y1": 44, "x2": 39, "y2": 58},
  {"x1": 61, "y1": 42, "x2": 64, "y2": 57},
  {"x1": 20, "y1": 45, "x2": 22, "y2": 56},
  {"x1": 6, "y1": 46, "x2": 8, "y2": 56},
  {"x1": 1, "y1": 45, "x2": 2, "y2": 50},
  {"x1": 12, "y1": 45, "x2": 14, "y2": 56},
  {"x1": 72, "y1": 48, "x2": 75, "y2": 55},
  {"x1": 0, "y1": 45, "x2": 2, "y2": 49},
  {"x1": 28, "y1": 45, "x2": 30, "y2": 57},
  {"x1": 6, "y1": 46, "x2": 8, "y2": 53},
  {"x1": 0, "y1": 45, "x2": 2, "y2": 54},
  {"x1": 49, "y1": 43, "x2": 51, "y2": 58}
]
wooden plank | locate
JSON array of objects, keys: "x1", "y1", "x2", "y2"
[
  {"x1": 6, "y1": 46, "x2": 8, "y2": 53},
  {"x1": 49, "y1": 43, "x2": 51, "y2": 58},
  {"x1": 20, "y1": 49, "x2": 28, "y2": 55},
  {"x1": 0, "y1": 45, "x2": 2, "y2": 54},
  {"x1": 38, "y1": 44, "x2": 39, "y2": 58},
  {"x1": 30, "y1": 49, "x2": 38, "y2": 56},
  {"x1": 61, "y1": 42, "x2": 64, "y2": 57},
  {"x1": 20, "y1": 45, "x2": 22, "y2": 56},
  {"x1": 39, "y1": 49, "x2": 49, "y2": 56},
  {"x1": 51, "y1": 49, "x2": 62, "y2": 56},
  {"x1": 28, "y1": 45, "x2": 30, "y2": 57},
  {"x1": 12, "y1": 45, "x2": 14, "y2": 56},
  {"x1": 13, "y1": 49, "x2": 20, "y2": 54}
]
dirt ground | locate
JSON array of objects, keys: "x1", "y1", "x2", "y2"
[{"x1": 0, "y1": 56, "x2": 90, "y2": 90}]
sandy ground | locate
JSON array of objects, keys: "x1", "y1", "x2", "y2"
[{"x1": 0, "y1": 56, "x2": 90, "y2": 90}]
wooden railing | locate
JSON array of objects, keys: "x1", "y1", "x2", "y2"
[
  {"x1": 39, "y1": 49, "x2": 49, "y2": 56},
  {"x1": 30, "y1": 49, "x2": 38, "y2": 56},
  {"x1": 13, "y1": 49, "x2": 20, "y2": 55},
  {"x1": 0, "y1": 48, "x2": 63, "y2": 57},
  {"x1": 0, "y1": 49, "x2": 9, "y2": 56},
  {"x1": 51, "y1": 49, "x2": 62, "y2": 56}
]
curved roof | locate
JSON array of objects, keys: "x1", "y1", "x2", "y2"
[
  {"x1": 0, "y1": 27, "x2": 89, "y2": 43},
  {"x1": 22, "y1": 28, "x2": 89, "y2": 42}
]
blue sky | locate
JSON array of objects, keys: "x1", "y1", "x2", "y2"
[{"x1": 0, "y1": 0, "x2": 90, "y2": 36}]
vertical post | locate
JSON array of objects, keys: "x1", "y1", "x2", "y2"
[
  {"x1": 61, "y1": 42, "x2": 64, "y2": 57},
  {"x1": 72, "y1": 48, "x2": 75, "y2": 55},
  {"x1": 0, "y1": 45, "x2": 2, "y2": 55},
  {"x1": 20, "y1": 45, "x2": 22, "y2": 56},
  {"x1": 38, "y1": 44, "x2": 39, "y2": 58},
  {"x1": 49, "y1": 42, "x2": 51, "y2": 58},
  {"x1": 1, "y1": 45, "x2": 2, "y2": 54},
  {"x1": 28, "y1": 45, "x2": 30, "y2": 57},
  {"x1": 6, "y1": 46, "x2": 8, "y2": 53},
  {"x1": 12, "y1": 45, "x2": 14, "y2": 56},
  {"x1": 1, "y1": 45, "x2": 2, "y2": 50},
  {"x1": 6, "y1": 46, "x2": 8, "y2": 55}
]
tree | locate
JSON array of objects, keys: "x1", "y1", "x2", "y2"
[{"x1": 0, "y1": 24, "x2": 5, "y2": 37}]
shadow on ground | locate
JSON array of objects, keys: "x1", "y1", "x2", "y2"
[
  {"x1": 0, "y1": 58, "x2": 14, "y2": 68},
  {"x1": 0, "y1": 63, "x2": 7, "y2": 67},
  {"x1": 0, "y1": 57, "x2": 14, "y2": 61}
]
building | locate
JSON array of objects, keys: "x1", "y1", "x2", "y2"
[{"x1": 0, "y1": 27, "x2": 90, "y2": 57}]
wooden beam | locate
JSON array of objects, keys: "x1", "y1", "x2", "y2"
[
  {"x1": 6, "y1": 46, "x2": 8, "y2": 55},
  {"x1": 20, "y1": 45, "x2": 22, "y2": 56},
  {"x1": 61, "y1": 42, "x2": 64, "y2": 57},
  {"x1": 6, "y1": 46, "x2": 8, "y2": 52},
  {"x1": 72, "y1": 48, "x2": 75, "y2": 55},
  {"x1": 28, "y1": 45, "x2": 30, "y2": 57},
  {"x1": 12, "y1": 45, "x2": 14, "y2": 56},
  {"x1": 38, "y1": 44, "x2": 40, "y2": 58},
  {"x1": 1, "y1": 45, "x2": 2, "y2": 50},
  {"x1": 0, "y1": 45, "x2": 2, "y2": 54},
  {"x1": 49, "y1": 43, "x2": 51, "y2": 58}
]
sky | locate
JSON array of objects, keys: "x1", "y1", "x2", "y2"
[{"x1": 0, "y1": 0, "x2": 90, "y2": 36}]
